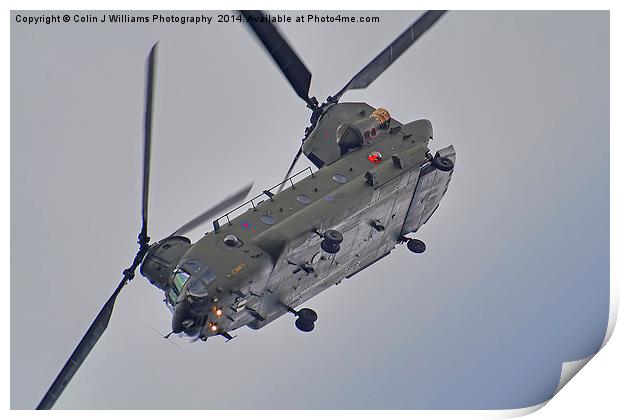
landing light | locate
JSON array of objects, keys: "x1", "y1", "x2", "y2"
[{"x1": 209, "y1": 323, "x2": 218, "y2": 332}]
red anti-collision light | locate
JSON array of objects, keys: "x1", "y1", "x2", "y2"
[{"x1": 367, "y1": 151, "x2": 383, "y2": 163}]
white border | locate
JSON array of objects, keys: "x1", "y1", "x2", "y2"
[{"x1": 4, "y1": 1, "x2": 616, "y2": 418}]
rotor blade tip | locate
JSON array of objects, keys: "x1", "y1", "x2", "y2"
[{"x1": 149, "y1": 42, "x2": 159, "y2": 57}]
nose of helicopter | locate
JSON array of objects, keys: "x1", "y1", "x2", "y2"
[{"x1": 171, "y1": 299, "x2": 200, "y2": 336}]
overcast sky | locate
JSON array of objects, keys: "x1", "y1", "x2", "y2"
[{"x1": 11, "y1": 10, "x2": 609, "y2": 409}]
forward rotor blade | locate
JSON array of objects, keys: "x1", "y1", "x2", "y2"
[
  {"x1": 240, "y1": 10, "x2": 315, "y2": 109},
  {"x1": 36, "y1": 277, "x2": 129, "y2": 410},
  {"x1": 171, "y1": 182, "x2": 254, "y2": 237},
  {"x1": 141, "y1": 42, "x2": 157, "y2": 238},
  {"x1": 275, "y1": 146, "x2": 303, "y2": 194},
  {"x1": 332, "y1": 11, "x2": 446, "y2": 101},
  {"x1": 37, "y1": 43, "x2": 159, "y2": 409}
]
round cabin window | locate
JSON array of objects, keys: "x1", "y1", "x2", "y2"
[
  {"x1": 332, "y1": 174, "x2": 348, "y2": 184},
  {"x1": 259, "y1": 214, "x2": 276, "y2": 225},
  {"x1": 296, "y1": 194, "x2": 312, "y2": 204}
]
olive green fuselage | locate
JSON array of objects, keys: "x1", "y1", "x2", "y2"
[{"x1": 143, "y1": 102, "x2": 455, "y2": 340}]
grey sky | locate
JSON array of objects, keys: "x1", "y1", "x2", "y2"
[{"x1": 11, "y1": 10, "x2": 609, "y2": 409}]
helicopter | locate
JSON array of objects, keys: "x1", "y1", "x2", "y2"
[{"x1": 37, "y1": 10, "x2": 453, "y2": 409}]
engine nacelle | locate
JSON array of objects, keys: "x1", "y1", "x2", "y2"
[
  {"x1": 336, "y1": 107, "x2": 391, "y2": 154},
  {"x1": 302, "y1": 103, "x2": 394, "y2": 167}
]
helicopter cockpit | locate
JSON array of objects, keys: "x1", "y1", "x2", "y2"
[
  {"x1": 166, "y1": 259, "x2": 220, "y2": 337},
  {"x1": 179, "y1": 259, "x2": 216, "y2": 296},
  {"x1": 165, "y1": 260, "x2": 216, "y2": 306}
]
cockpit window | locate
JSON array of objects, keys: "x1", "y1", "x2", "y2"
[
  {"x1": 168, "y1": 261, "x2": 215, "y2": 301},
  {"x1": 172, "y1": 269, "x2": 190, "y2": 294},
  {"x1": 186, "y1": 266, "x2": 216, "y2": 298},
  {"x1": 166, "y1": 288, "x2": 179, "y2": 307}
]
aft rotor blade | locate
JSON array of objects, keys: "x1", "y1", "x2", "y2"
[
  {"x1": 171, "y1": 182, "x2": 254, "y2": 237},
  {"x1": 240, "y1": 10, "x2": 315, "y2": 109},
  {"x1": 141, "y1": 42, "x2": 157, "y2": 238},
  {"x1": 275, "y1": 146, "x2": 303, "y2": 194},
  {"x1": 332, "y1": 11, "x2": 446, "y2": 101},
  {"x1": 36, "y1": 277, "x2": 129, "y2": 410}
]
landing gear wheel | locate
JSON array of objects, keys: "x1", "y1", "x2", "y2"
[
  {"x1": 289, "y1": 307, "x2": 318, "y2": 332},
  {"x1": 297, "y1": 308, "x2": 318, "y2": 323},
  {"x1": 324, "y1": 230, "x2": 343, "y2": 243},
  {"x1": 321, "y1": 229, "x2": 344, "y2": 254},
  {"x1": 432, "y1": 156, "x2": 454, "y2": 172},
  {"x1": 295, "y1": 318, "x2": 315, "y2": 332},
  {"x1": 407, "y1": 238, "x2": 426, "y2": 254}
]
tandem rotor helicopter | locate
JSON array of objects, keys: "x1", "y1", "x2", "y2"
[{"x1": 37, "y1": 10, "x2": 454, "y2": 409}]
